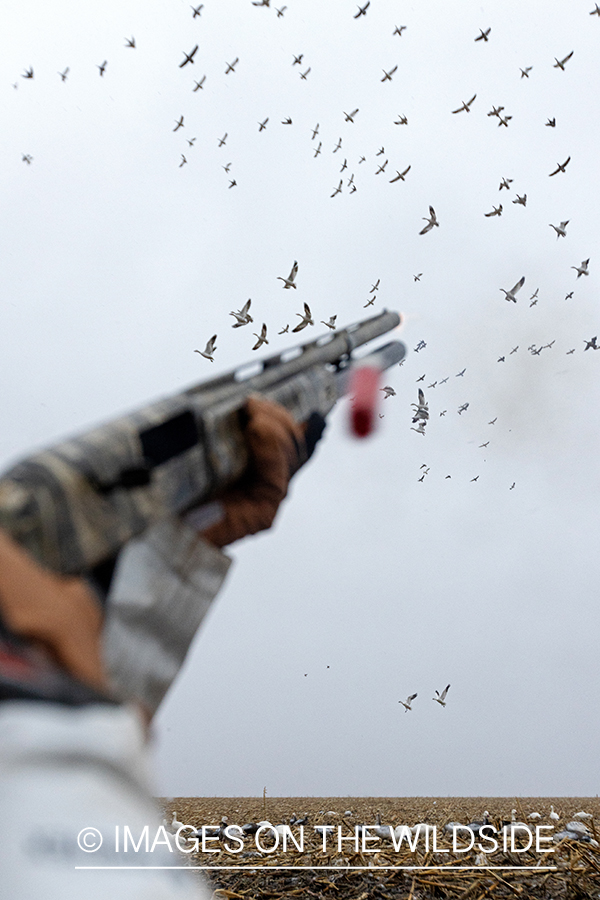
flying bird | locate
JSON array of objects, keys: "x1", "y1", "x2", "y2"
[
  {"x1": 549, "y1": 157, "x2": 571, "y2": 176},
  {"x1": 419, "y1": 206, "x2": 439, "y2": 234},
  {"x1": 313, "y1": 142, "x2": 322, "y2": 157},
  {"x1": 21, "y1": 154, "x2": 33, "y2": 164},
  {"x1": 394, "y1": 25, "x2": 407, "y2": 36},
  {"x1": 500, "y1": 276, "x2": 525, "y2": 302},
  {"x1": 218, "y1": 133, "x2": 228, "y2": 147},
  {"x1": 125, "y1": 36, "x2": 136, "y2": 48},
  {"x1": 58, "y1": 67, "x2": 69, "y2": 82},
  {"x1": 278, "y1": 324, "x2": 290, "y2": 334},
  {"x1": 97, "y1": 61, "x2": 107, "y2": 76},
  {"x1": 333, "y1": 138, "x2": 342, "y2": 153},
  {"x1": 546, "y1": 117, "x2": 556, "y2": 127},
  {"x1": 229, "y1": 299, "x2": 253, "y2": 327},
  {"x1": 311, "y1": 123, "x2": 319, "y2": 139},
  {"x1": 499, "y1": 177, "x2": 513, "y2": 190},
  {"x1": 488, "y1": 105, "x2": 505, "y2": 118},
  {"x1": 344, "y1": 109, "x2": 359, "y2": 122},
  {"x1": 381, "y1": 65, "x2": 398, "y2": 82},
  {"x1": 278, "y1": 260, "x2": 298, "y2": 288},
  {"x1": 228, "y1": 179, "x2": 237, "y2": 188},
  {"x1": 180, "y1": 46, "x2": 198, "y2": 67},
  {"x1": 252, "y1": 324, "x2": 268, "y2": 350},
  {"x1": 191, "y1": 4, "x2": 204, "y2": 16},
  {"x1": 381, "y1": 386, "x2": 396, "y2": 398},
  {"x1": 399, "y1": 693, "x2": 417, "y2": 712},
  {"x1": 370, "y1": 279, "x2": 380, "y2": 292},
  {"x1": 584, "y1": 336, "x2": 598, "y2": 351},
  {"x1": 375, "y1": 160, "x2": 388, "y2": 175},
  {"x1": 22, "y1": 67, "x2": 34, "y2": 79},
  {"x1": 225, "y1": 58, "x2": 239, "y2": 74},
  {"x1": 331, "y1": 179, "x2": 343, "y2": 197},
  {"x1": 433, "y1": 685, "x2": 450, "y2": 707},
  {"x1": 485, "y1": 205, "x2": 503, "y2": 217},
  {"x1": 390, "y1": 165, "x2": 411, "y2": 183},
  {"x1": 276, "y1": 5, "x2": 287, "y2": 15},
  {"x1": 394, "y1": 114, "x2": 408, "y2": 125},
  {"x1": 179, "y1": 154, "x2": 187, "y2": 167},
  {"x1": 354, "y1": 2, "x2": 370, "y2": 17},
  {"x1": 173, "y1": 116, "x2": 185, "y2": 131},
  {"x1": 452, "y1": 94, "x2": 476, "y2": 113},
  {"x1": 553, "y1": 51, "x2": 574, "y2": 70},
  {"x1": 195, "y1": 335, "x2": 217, "y2": 361},
  {"x1": 475, "y1": 28, "x2": 491, "y2": 41},
  {"x1": 292, "y1": 303, "x2": 314, "y2": 332},
  {"x1": 281, "y1": 117, "x2": 292, "y2": 125},
  {"x1": 591, "y1": 4, "x2": 600, "y2": 14},
  {"x1": 513, "y1": 194, "x2": 527, "y2": 206},
  {"x1": 520, "y1": 66, "x2": 533, "y2": 78},
  {"x1": 321, "y1": 316, "x2": 337, "y2": 330},
  {"x1": 300, "y1": 67, "x2": 311, "y2": 80},
  {"x1": 549, "y1": 220, "x2": 569, "y2": 239},
  {"x1": 193, "y1": 76, "x2": 206, "y2": 91},
  {"x1": 258, "y1": 118, "x2": 269, "y2": 131},
  {"x1": 293, "y1": 54, "x2": 304, "y2": 66},
  {"x1": 572, "y1": 259, "x2": 590, "y2": 278}
]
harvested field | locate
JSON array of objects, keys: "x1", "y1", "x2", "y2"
[{"x1": 157, "y1": 797, "x2": 600, "y2": 899}]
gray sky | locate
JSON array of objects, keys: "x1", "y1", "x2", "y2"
[{"x1": 2, "y1": 0, "x2": 600, "y2": 797}]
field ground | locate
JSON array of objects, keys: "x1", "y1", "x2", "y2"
[{"x1": 156, "y1": 797, "x2": 600, "y2": 899}]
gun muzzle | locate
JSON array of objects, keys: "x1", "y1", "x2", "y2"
[{"x1": 344, "y1": 340, "x2": 406, "y2": 437}]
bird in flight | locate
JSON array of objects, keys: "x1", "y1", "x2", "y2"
[
  {"x1": 381, "y1": 386, "x2": 396, "y2": 398},
  {"x1": 394, "y1": 25, "x2": 407, "y2": 36},
  {"x1": 276, "y1": 5, "x2": 287, "y2": 15},
  {"x1": 354, "y1": 2, "x2": 370, "y2": 18},
  {"x1": 344, "y1": 109, "x2": 359, "y2": 123},
  {"x1": 584, "y1": 336, "x2": 598, "y2": 351},
  {"x1": 381, "y1": 65, "x2": 398, "y2": 82},
  {"x1": 546, "y1": 117, "x2": 556, "y2": 127},
  {"x1": 58, "y1": 67, "x2": 69, "y2": 82},
  {"x1": 370, "y1": 279, "x2": 380, "y2": 292},
  {"x1": 479, "y1": 442, "x2": 490, "y2": 448},
  {"x1": 520, "y1": 66, "x2": 533, "y2": 78},
  {"x1": 340, "y1": 159, "x2": 347, "y2": 173},
  {"x1": 278, "y1": 324, "x2": 290, "y2": 334},
  {"x1": 173, "y1": 116, "x2": 184, "y2": 131},
  {"x1": 572, "y1": 259, "x2": 590, "y2": 278},
  {"x1": 497, "y1": 114, "x2": 512, "y2": 127},
  {"x1": 218, "y1": 133, "x2": 227, "y2": 147},
  {"x1": 313, "y1": 142, "x2": 322, "y2": 157},
  {"x1": 500, "y1": 276, "x2": 525, "y2": 302},
  {"x1": 293, "y1": 303, "x2": 314, "y2": 332},
  {"x1": 456, "y1": 369, "x2": 466, "y2": 377},
  {"x1": 180, "y1": 45, "x2": 198, "y2": 67},
  {"x1": 499, "y1": 177, "x2": 513, "y2": 190},
  {"x1": 488, "y1": 105, "x2": 505, "y2": 118},
  {"x1": 193, "y1": 75, "x2": 206, "y2": 91},
  {"x1": 333, "y1": 138, "x2": 342, "y2": 153},
  {"x1": 549, "y1": 220, "x2": 569, "y2": 239},
  {"x1": 565, "y1": 291, "x2": 574, "y2": 300},
  {"x1": 414, "y1": 273, "x2": 423, "y2": 281},
  {"x1": 179, "y1": 154, "x2": 187, "y2": 168},
  {"x1": 433, "y1": 685, "x2": 450, "y2": 707},
  {"x1": 278, "y1": 260, "x2": 298, "y2": 288},
  {"x1": 252, "y1": 324, "x2": 269, "y2": 350},
  {"x1": 195, "y1": 335, "x2": 217, "y2": 361},
  {"x1": 395, "y1": 114, "x2": 408, "y2": 125},
  {"x1": 258, "y1": 118, "x2": 269, "y2": 132},
  {"x1": 591, "y1": 3, "x2": 600, "y2": 14},
  {"x1": 364, "y1": 296, "x2": 375, "y2": 307},
  {"x1": 452, "y1": 94, "x2": 477, "y2": 113},
  {"x1": 22, "y1": 67, "x2": 34, "y2": 79},
  {"x1": 281, "y1": 117, "x2": 292, "y2": 125},
  {"x1": 471, "y1": 476, "x2": 479, "y2": 482},
  {"x1": 419, "y1": 206, "x2": 439, "y2": 234},
  {"x1": 485, "y1": 205, "x2": 503, "y2": 217},
  {"x1": 252, "y1": 0, "x2": 270, "y2": 5},
  {"x1": 458, "y1": 403, "x2": 469, "y2": 414},
  {"x1": 230, "y1": 299, "x2": 253, "y2": 327},
  {"x1": 300, "y1": 67, "x2": 311, "y2": 80},
  {"x1": 331, "y1": 179, "x2": 343, "y2": 197},
  {"x1": 228, "y1": 179, "x2": 237, "y2": 188},
  {"x1": 191, "y1": 4, "x2": 203, "y2": 16},
  {"x1": 399, "y1": 693, "x2": 417, "y2": 712},
  {"x1": 21, "y1": 154, "x2": 33, "y2": 164},
  {"x1": 475, "y1": 27, "x2": 491, "y2": 42},
  {"x1": 311, "y1": 123, "x2": 319, "y2": 139},
  {"x1": 390, "y1": 165, "x2": 411, "y2": 183},
  {"x1": 375, "y1": 160, "x2": 388, "y2": 175},
  {"x1": 125, "y1": 36, "x2": 136, "y2": 48},
  {"x1": 513, "y1": 194, "x2": 527, "y2": 206},
  {"x1": 553, "y1": 51, "x2": 574, "y2": 70},
  {"x1": 97, "y1": 61, "x2": 107, "y2": 76},
  {"x1": 225, "y1": 58, "x2": 239, "y2": 74},
  {"x1": 549, "y1": 157, "x2": 571, "y2": 176},
  {"x1": 321, "y1": 316, "x2": 337, "y2": 330},
  {"x1": 293, "y1": 54, "x2": 304, "y2": 66}
]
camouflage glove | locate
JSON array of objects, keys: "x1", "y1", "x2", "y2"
[{"x1": 199, "y1": 395, "x2": 325, "y2": 548}]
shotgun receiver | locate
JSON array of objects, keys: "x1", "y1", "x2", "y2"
[{"x1": 0, "y1": 310, "x2": 404, "y2": 576}]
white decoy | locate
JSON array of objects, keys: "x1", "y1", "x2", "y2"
[
  {"x1": 373, "y1": 813, "x2": 393, "y2": 841},
  {"x1": 549, "y1": 805, "x2": 560, "y2": 821},
  {"x1": 573, "y1": 811, "x2": 593, "y2": 820},
  {"x1": 172, "y1": 811, "x2": 185, "y2": 831},
  {"x1": 528, "y1": 811, "x2": 541, "y2": 820}
]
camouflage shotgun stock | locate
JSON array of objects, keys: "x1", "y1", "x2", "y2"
[{"x1": 0, "y1": 310, "x2": 404, "y2": 576}]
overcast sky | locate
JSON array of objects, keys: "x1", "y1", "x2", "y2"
[{"x1": 2, "y1": 0, "x2": 600, "y2": 798}]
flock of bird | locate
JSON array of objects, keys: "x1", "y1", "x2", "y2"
[{"x1": 398, "y1": 684, "x2": 450, "y2": 712}]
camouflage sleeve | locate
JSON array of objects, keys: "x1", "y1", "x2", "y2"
[{"x1": 101, "y1": 518, "x2": 232, "y2": 715}]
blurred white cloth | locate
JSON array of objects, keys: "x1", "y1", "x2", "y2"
[{"x1": 0, "y1": 701, "x2": 210, "y2": 899}]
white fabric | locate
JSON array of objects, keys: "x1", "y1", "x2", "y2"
[
  {"x1": 103, "y1": 519, "x2": 231, "y2": 713},
  {"x1": 0, "y1": 701, "x2": 210, "y2": 899}
]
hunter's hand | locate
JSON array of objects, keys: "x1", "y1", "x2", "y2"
[{"x1": 199, "y1": 395, "x2": 325, "y2": 548}]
